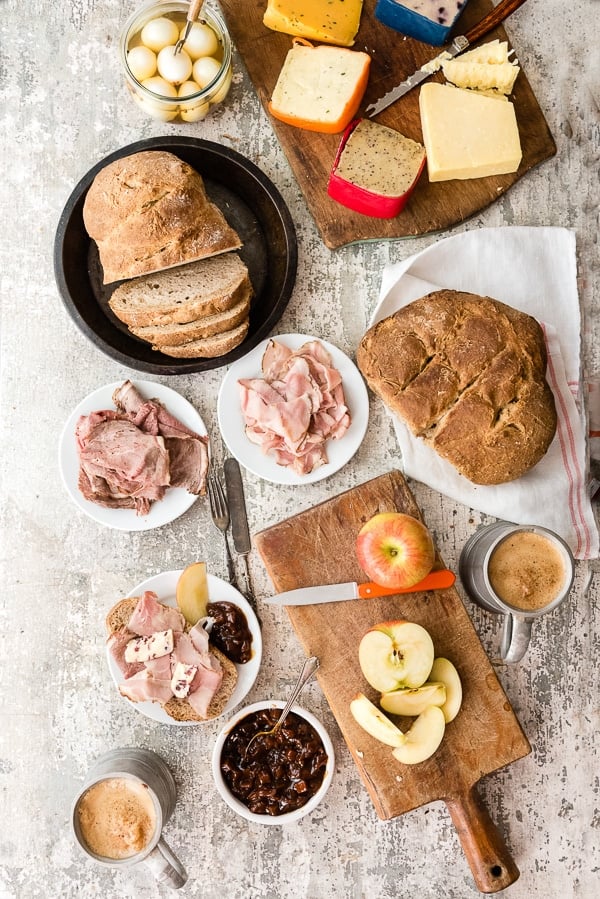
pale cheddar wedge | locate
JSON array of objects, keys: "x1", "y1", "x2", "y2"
[
  {"x1": 269, "y1": 41, "x2": 371, "y2": 134},
  {"x1": 263, "y1": 0, "x2": 363, "y2": 47},
  {"x1": 419, "y1": 83, "x2": 522, "y2": 182},
  {"x1": 455, "y1": 39, "x2": 512, "y2": 65}
]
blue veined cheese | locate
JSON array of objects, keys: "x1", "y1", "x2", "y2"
[
  {"x1": 419, "y1": 83, "x2": 522, "y2": 181},
  {"x1": 394, "y1": 0, "x2": 466, "y2": 25},
  {"x1": 124, "y1": 629, "x2": 174, "y2": 663},
  {"x1": 170, "y1": 662, "x2": 198, "y2": 699},
  {"x1": 263, "y1": 0, "x2": 363, "y2": 47},
  {"x1": 335, "y1": 120, "x2": 425, "y2": 196}
]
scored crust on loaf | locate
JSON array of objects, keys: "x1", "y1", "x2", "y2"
[
  {"x1": 157, "y1": 318, "x2": 250, "y2": 358},
  {"x1": 129, "y1": 293, "x2": 252, "y2": 347},
  {"x1": 357, "y1": 290, "x2": 557, "y2": 485},
  {"x1": 108, "y1": 254, "x2": 252, "y2": 327},
  {"x1": 83, "y1": 150, "x2": 242, "y2": 284},
  {"x1": 106, "y1": 596, "x2": 238, "y2": 722}
]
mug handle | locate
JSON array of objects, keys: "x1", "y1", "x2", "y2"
[
  {"x1": 144, "y1": 837, "x2": 187, "y2": 889},
  {"x1": 500, "y1": 614, "x2": 533, "y2": 663}
]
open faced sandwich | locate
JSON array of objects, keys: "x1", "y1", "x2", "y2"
[{"x1": 106, "y1": 590, "x2": 238, "y2": 722}]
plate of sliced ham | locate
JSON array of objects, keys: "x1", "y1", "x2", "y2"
[
  {"x1": 59, "y1": 380, "x2": 209, "y2": 531},
  {"x1": 217, "y1": 334, "x2": 369, "y2": 484},
  {"x1": 106, "y1": 570, "x2": 262, "y2": 726}
]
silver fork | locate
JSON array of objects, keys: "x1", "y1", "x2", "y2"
[{"x1": 207, "y1": 472, "x2": 239, "y2": 589}]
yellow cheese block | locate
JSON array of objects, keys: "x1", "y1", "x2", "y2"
[
  {"x1": 419, "y1": 83, "x2": 522, "y2": 181},
  {"x1": 263, "y1": 0, "x2": 363, "y2": 47}
]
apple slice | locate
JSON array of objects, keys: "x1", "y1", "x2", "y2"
[
  {"x1": 429, "y1": 657, "x2": 463, "y2": 722},
  {"x1": 176, "y1": 562, "x2": 209, "y2": 625},
  {"x1": 391, "y1": 705, "x2": 446, "y2": 765},
  {"x1": 350, "y1": 693, "x2": 406, "y2": 748},
  {"x1": 380, "y1": 682, "x2": 446, "y2": 717},
  {"x1": 358, "y1": 620, "x2": 435, "y2": 692},
  {"x1": 355, "y1": 512, "x2": 435, "y2": 589}
]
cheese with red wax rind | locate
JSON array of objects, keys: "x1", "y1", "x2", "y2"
[
  {"x1": 335, "y1": 120, "x2": 425, "y2": 197},
  {"x1": 263, "y1": 0, "x2": 363, "y2": 47}
]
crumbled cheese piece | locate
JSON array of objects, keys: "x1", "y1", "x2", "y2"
[
  {"x1": 420, "y1": 50, "x2": 452, "y2": 74},
  {"x1": 170, "y1": 662, "x2": 197, "y2": 699},
  {"x1": 124, "y1": 629, "x2": 174, "y2": 663}
]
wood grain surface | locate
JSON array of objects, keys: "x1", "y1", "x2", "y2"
[
  {"x1": 220, "y1": 0, "x2": 556, "y2": 248},
  {"x1": 254, "y1": 471, "x2": 531, "y2": 892}
]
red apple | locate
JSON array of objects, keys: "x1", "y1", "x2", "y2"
[{"x1": 356, "y1": 512, "x2": 435, "y2": 589}]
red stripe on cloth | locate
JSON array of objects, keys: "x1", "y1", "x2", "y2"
[{"x1": 543, "y1": 327, "x2": 590, "y2": 557}]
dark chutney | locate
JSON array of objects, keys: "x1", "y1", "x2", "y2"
[
  {"x1": 207, "y1": 601, "x2": 252, "y2": 664},
  {"x1": 220, "y1": 708, "x2": 328, "y2": 816}
]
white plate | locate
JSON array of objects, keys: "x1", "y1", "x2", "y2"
[
  {"x1": 59, "y1": 380, "x2": 207, "y2": 531},
  {"x1": 106, "y1": 570, "x2": 262, "y2": 726},
  {"x1": 217, "y1": 334, "x2": 369, "y2": 484}
]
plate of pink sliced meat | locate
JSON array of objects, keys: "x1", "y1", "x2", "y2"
[
  {"x1": 59, "y1": 379, "x2": 209, "y2": 530},
  {"x1": 217, "y1": 334, "x2": 369, "y2": 484}
]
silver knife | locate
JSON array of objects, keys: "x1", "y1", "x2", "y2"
[
  {"x1": 366, "y1": 0, "x2": 529, "y2": 117},
  {"x1": 266, "y1": 570, "x2": 456, "y2": 605},
  {"x1": 223, "y1": 458, "x2": 258, "y2": 615}
]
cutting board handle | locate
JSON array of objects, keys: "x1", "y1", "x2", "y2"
[{"x1": 446, "y1": 787, "x2": 519, "y2": 893}]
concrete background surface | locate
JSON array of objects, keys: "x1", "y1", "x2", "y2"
[{"x1": 0, "y1": 1, "x2": 598, "y2": 897}]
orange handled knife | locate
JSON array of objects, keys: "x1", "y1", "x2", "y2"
[{"x1": 265, "y1": 569, "x2": 455, "y2": 605}]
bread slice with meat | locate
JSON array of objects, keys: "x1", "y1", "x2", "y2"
[
  {"x1": 106, "y1": 597, "x2": 238, "y2": 722},
  {"x1": 83, "y1": 150, "x2": 242, "y2": 284},
  {"x1": 108, "y1": 253, "x2": 252, "y2": 328}
]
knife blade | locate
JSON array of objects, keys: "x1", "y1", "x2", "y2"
[
  {"x1": 265, "y1": 569, "x2": 455, "y2": 605},
  {"x1": 365, "y1": 0, "x2": 529, "y2": 117},
  {"x1": 223, "y1": 458, "x2": 258, "y2": 615}
]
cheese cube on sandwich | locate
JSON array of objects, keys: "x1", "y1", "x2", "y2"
[{"x1": 269, "y1": 41, "x2": 371, "y2": 134}]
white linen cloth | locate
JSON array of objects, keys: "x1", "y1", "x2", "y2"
[{"x1": 374, "y1": 226, "x2": 599, "y2": 560}]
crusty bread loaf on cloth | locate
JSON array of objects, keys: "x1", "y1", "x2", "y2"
[
  {"x1": 357, "y1": 289, "x2": 557, "y2": 485},
  {"x1": 83, "y1": 150, "x2": 242, "y2": 284}
]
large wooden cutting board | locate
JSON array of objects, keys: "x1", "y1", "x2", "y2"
[
  {"x1": 220, "y1": 0, "x2": 556, "y2": 249},
  {"x1": 254, "y1": 471, "x2": 531, "y2": 894}
]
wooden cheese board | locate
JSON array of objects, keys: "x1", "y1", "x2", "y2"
[
  {"x1": 220, "y1": 0, "x2": 556, "y2": 249},
  {"x1": 254, "y1": 471, "x2": 531, "y2": 894}
]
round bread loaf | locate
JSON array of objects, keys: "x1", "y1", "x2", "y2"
[
  {"x1": 83, "y1": 150, "x2": 242, "y2": 284},
  {"x1": 357, "y1": 290, "x2": 557, "y2": 485}
]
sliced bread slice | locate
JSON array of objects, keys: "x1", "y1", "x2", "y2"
[
  {"x1": 157, "y1": 318, "x2": 250, "y2": 358},
  {"x1": 108, "y1": 253, "x2": 251, "y2": 328},
  {"x1": 128, "y1": 292, "x2": 252, "y2": 348}
]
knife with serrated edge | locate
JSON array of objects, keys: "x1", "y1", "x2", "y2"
[
  {"x1": 365, "y1": 0, "x2": 529, "y2": 117},
  {"x1": 265, "y1": 569, "x2": 455, "y2": 605}
]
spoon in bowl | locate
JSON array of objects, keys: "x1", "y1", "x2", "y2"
[{"x1": 244, "y1": 656, "x2": 320, "y2": 759}]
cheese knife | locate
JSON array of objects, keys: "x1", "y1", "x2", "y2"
[
  {"x1": 223, "y1": 457, "x2": 258, "y2": 616},
  {"x1": 365, "y1": 0, "x2": 529, "y2": 117},
  {"x1": 265, "y1": 569, "x2": 455, "y2": 605}
]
